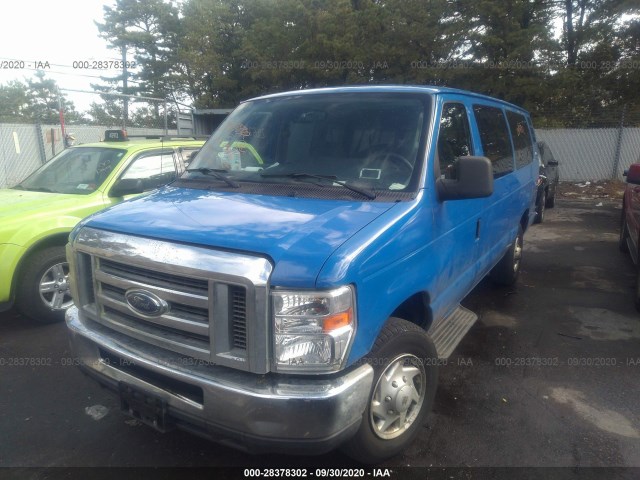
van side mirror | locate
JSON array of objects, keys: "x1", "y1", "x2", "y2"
[
  {"x1": 547, "y1": 160, "x2": 559, "y2": 166},
  {"x1": 626, "y1": 164, "x2": 640, "y2": 185},
  {"x1": 437, "y1": 156, "x2": 493, "y2": 201},
  {"x1": 109, "y1": 178, "x2": 144, "y2": 197}
]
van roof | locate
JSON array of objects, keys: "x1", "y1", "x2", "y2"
[{"x1": 248, "y1": 85, "x2": 528, "y2": 112}]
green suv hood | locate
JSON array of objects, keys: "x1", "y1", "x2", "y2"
[{"x1": 0, "y1": 189, "x2": 105, "y2": 246}]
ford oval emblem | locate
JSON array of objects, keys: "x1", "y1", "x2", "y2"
[{"x1": 124, "y1": 289, "x2": 169, "y2": 317}]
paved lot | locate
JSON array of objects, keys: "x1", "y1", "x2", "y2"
[{"x1": 1, "y1": 198, "x2": 639, "y2": 471}]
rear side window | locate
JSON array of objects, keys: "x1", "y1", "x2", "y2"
[
  {"x1": 506, "y1": 111, "x2": 533, "y2": 169},
  {"x1": 473, "y1": 105, "x2": 513, "y2": 178}
]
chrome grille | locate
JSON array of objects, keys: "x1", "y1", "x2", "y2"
[
  {"x1": 72, "y1": 227, "x2": 273, "y2": 373},
  {"x1": 100, "y1": 259, "x2": 209, "y2": 295},
  {"x1": 94, "y1": 257, "x2": 212, "y2": 360}
]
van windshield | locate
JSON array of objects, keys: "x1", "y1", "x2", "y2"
[
  {"x1": 185, "y1": 93, "x2": 429, "y2": 198},
  {"x1": 15, "y1": 147, "x2": 126, "y2": 195}
]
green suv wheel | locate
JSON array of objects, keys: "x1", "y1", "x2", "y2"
[{"x1": 16, "y1": 246, "x2": 72, "y2": 324}]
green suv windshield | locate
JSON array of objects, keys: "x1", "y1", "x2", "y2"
[
  {"x1": 184, "y1": 93, "x2": 429, "y2": 195},
  {"x1": 15, "y1": 147, "x2": 126, "y2": 195}
]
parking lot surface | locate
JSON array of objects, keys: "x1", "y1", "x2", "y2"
[{"x1": 1, "y1": 198, "x2": 639, "y2": 472}]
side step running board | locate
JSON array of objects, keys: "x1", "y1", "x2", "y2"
[{"x1": 429, "y1": 305, "x2": 478, "y2": 359}]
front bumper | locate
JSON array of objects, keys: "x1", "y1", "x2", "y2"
[{"x1": 66, "y1": 306, "x2": 373, "y2": 454}]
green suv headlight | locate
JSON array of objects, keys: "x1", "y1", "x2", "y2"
[{"x1": 272, "y1": 286, "x2": 356, "y2": 373}]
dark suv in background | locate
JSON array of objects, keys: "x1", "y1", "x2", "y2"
[{"x1": 534, "y1": 141, "x2": 560, "y2": 223}]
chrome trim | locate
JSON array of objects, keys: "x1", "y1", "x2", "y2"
[
  {"x1": 97, "y1": 292, "x2": 209, "y2": 337},
  {"x1": 74, "y1": 227, "x2": 271, "y2": 286},
  {"x1": 94, "y1": 269, "x2": 208, "y2": 309},
  {"x1": 71, "y1": 227, "x2": 273, "y2": 374},
  {"x1": 67, "y1": 306, "x2": 373, "y2": 444}
]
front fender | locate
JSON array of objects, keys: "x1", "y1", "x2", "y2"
[{"x1": 1, "y1": 216, "x2": 86, "y2": 303}]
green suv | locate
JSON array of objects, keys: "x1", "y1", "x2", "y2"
[{"x1": 0, "y1": 131, "x2": 205, "y2": 323}]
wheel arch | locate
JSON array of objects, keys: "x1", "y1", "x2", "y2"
[
  {"x1": 389, "y1": 291, "x2": 433, "y2": 330},
  {"x1": 10, "y1": 232, "x2": 71, "y2": 302},
  {"x1": 521, "y1": 209, "x2": 530, "y2": 233}
]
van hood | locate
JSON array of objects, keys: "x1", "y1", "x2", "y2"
[{"x1": 84, "y1": 187, "x2": 396, "y2": 287}]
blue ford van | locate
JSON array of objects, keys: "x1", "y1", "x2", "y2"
[{"x1": 65, "y1": 86, "x2": 538, "y2": 463}]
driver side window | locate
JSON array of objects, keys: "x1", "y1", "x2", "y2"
[
  {"x1": 121, "y1": 150, "x2": 177, "y2": 191},
  {"x1": 437, "y1": 103, "x2": 472, "y2": 179}
]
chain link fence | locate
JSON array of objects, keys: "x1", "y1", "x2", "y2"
[
  {"x1": 533, "y1": 104, "x2": 640, "y2": 182},
  {"x1": 0, "y1": 123, "x2": 177, "y2": 188},
  {"x1": 536, "y1": 127, "x2": 640, "y2": 182}
]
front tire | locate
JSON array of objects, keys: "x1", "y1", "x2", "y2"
[
  {"x1": 15, "y1": 246, "x2": 72, "y2": 324},
  {"x1": 534, "y1": 191, "x2": 546, "y2": 224},
  {"x1": 490, "y1": 225, "x2": 524, "y2": 286},
  {"x1": 341, "y1": 317, "x2": 438, "y2": 464},
  {"x1": 545, "y1": 190, "x2": 556, "y2": 208}
]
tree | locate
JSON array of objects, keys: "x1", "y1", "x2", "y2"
[
  {"x1": 534, "y1": 0, "x2": 639, "y2": 126},
  {"x1": 441, "y1": 0, "x2": 556, "y2": 110},
  {"x1": 178, "y1": 0, "x2": 258, "y2": 107},
  {"x1": 0, "y1": 72, "x2": 84, "y2": 124},
  {"x1": 0, "y1": 80, "x2": 30, "y2": 122},
  {"x1": 91, "y1": 0, "x2": 638, "y2": 127},
  {"x1": 95, "y1": 0, "x2": 182, "y2": 123},
  {"x1": 85, "y1": 97, "x2": 125, "y2": 126}
]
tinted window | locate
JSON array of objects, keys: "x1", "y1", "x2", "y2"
[
  {"x1": 473, "y1": 105, "x2": 513, "y2": 178},
  {"x1": 437, "y1": 103, "x2": 472, "y2": 178},
  {"x1": 506, "y1": 110, "x2": 533, "y2": 169}
]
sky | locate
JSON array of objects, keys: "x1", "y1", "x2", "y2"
[{"x1": 0, "y1": 0, "x2": 118, "y2": 112}]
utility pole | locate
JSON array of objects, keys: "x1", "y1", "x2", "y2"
[
  {"x1": 122, "y1": 44, "x2": 128, "y2": 130},
  {"x1": 612, "y1": 104, "x2": 627, "y2": 180},
  {"x1": 57, "y1": 87, "x2": 66, "y2": 147},
  {"x1": 164, "y1": 100, "x2": 168, "y2": 135}
]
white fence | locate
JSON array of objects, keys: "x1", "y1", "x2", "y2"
[{"x1": 0, "y1": 124, "x2": 177, "y2": 188}]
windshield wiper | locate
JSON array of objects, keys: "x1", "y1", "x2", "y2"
[
  {"x1": 185, "y1": 168, "x2": 239, "y2": 188},
  {"x1": 260, "y1": 172, "x2": 376, "y2": 200}
]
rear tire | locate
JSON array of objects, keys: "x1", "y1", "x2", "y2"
[
  {"x1": 15, "y1": 246, "x2": 72, "y2": 324},
  {"x1": 341, "y1": 318, "x2": 438, "y2": 464},
  {"x1": 490, "y1": 225, "x2": 524, "y2": 286}
]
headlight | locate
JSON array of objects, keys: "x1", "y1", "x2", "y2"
[
  {"x1": 272, "y1": 286, "x2": 356, "y2": 373},
  {"x1": 69, "y1": 222, "x2": 87, "y2": 244}
]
